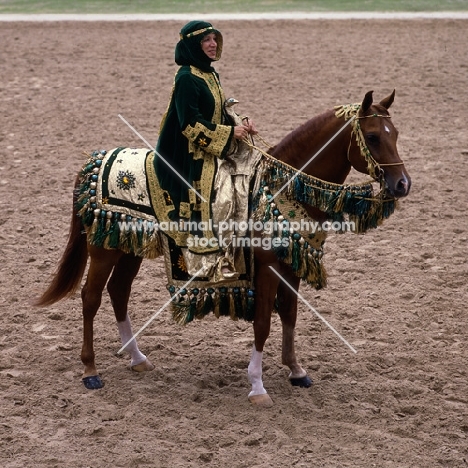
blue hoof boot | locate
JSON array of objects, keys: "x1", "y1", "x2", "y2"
[
  {"x1": 82, "y1": 375, "x2": 104, "y2": 390},
  {"x1": 290, "y1": 375, "x2": 313, "y2": 388}
]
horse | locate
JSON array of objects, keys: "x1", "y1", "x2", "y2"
[{"x1": 34, "y1": 90, "x2": 411, "y2": 407}]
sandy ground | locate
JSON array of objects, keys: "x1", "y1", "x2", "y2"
[{"x1": 0, "y1": 18, "x2": 467, "y2": 468}]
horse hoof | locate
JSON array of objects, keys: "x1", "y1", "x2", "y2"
[
  {"x1": 248, "y1": 393, "x2": 274, "y2": 408},
  {"x1": 290, "y1": 375, "x2": 313, "y2": 388},
  {"x1": 82, "y1": 375, "x2": 104, "y2": 390},
  {"x1": 131, "y1": 358, "x2": 155, "y2": 373}
]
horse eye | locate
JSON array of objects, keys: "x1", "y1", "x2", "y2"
[{"x1": 366, "y1": 134, "x2": 379, "y2": 145}]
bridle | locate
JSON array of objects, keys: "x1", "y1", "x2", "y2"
[{"x1": 337, "y1": 105, "x2": 405, "y2": 182}]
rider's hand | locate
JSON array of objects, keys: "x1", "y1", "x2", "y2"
[
  {"x1": 243, "y1": 117, "x2": 258, "y2": 135},
  {"x1": 234, "y1": 125, "x2": 250, "y2": 140}
]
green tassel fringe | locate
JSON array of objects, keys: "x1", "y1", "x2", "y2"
[
  {"x1": 249, "y1": 156, "x2": 399, "y2": 288},
  {"x1": 168, "y1": 286, "x2": 256, "y2": 324},
  {"x1": 253, "y1": 157, "x2": 397, "y2": 233}
]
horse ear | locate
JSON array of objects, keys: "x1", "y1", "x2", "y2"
[
  {"x1": 380, "y1": 89, "x2": 395, "y2": 109},
  {"x1": 361, "y1": 90, "x2": 374, "y2": 114}
]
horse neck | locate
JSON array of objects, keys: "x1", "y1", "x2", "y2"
[{"x1": 270, "y1": 109, "x2": 352, "y2": 185}]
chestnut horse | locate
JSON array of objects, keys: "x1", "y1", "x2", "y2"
[{"x1": 35, "y1": 91, "x2": 411, "y2": 406}]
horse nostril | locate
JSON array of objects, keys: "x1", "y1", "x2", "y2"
[{"x1": 396, "y1": 177, "x2": 409, "y2": 196}]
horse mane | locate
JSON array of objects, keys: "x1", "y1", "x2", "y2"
[{"x1": 269, "y1": 108, "x2": 336, "y2": 161}]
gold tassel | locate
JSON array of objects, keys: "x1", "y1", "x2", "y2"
[
  {"x1": 253, "y1": 192, "x2": 268, "y2": 222},
  {"x1": 77, "y1": 205, "x2": 88, "y2": 218},
  {"x1": 130, "y1": 221, "x2": 138, "y2": 253},
  {"x1": 195, "y1": 294, "x2": 205, "y2": 319},
  {"x1": 213, "y1": 291, "x2": 220, "y2": 318},
  {"x1": 229, "y1": 291, "x2": 237, "y2": 321},
  {"x1": 284, "y1": 236, "x2": 293, "y2": 265},
  {"x1": 89, "y1": 212, "x2": 99, "y2": 239},
  {"x1": 296, "y1": 246, "x2": 308, "y2": 279},
  {"x1": 119, "y1": 219, "x2": 128, "y2": 252},
  {"x1": 334, "y1": 189, "x2": 347, "y2": 214}
]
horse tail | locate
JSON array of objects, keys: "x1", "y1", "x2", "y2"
[{"x1": 34, "y1": 174, "x2": 88, "y2": 307}]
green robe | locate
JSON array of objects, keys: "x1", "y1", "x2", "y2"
[{"x1": 151, "y1": 65, "x2": 234, "y2": 254}]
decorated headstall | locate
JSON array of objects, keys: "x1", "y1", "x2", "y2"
[{"x1": 335, "y1": 103, "x2": 404, "y2": 183}]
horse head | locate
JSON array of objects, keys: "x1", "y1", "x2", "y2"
[{"x1": 347, "y1": 90, "x2": 411, "y2": 198}]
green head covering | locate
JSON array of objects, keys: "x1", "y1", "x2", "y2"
[{"x1": 175, "y1": 21, "x2": 223, "y2": 72}]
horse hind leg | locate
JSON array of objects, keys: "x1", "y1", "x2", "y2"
[
  {"x1": 81, "y1": 245, "x2": 122, "y2": 389},
  {"x1": 106, "y1": 253, "x2": 154, "y2": 373},
  {"x1": 277, "y1": 269, "x2": 312, "y2": 388}
]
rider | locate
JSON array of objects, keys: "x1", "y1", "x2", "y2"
[{"x1": 153, "y1": 20, "x2": 257, "y2": 278}]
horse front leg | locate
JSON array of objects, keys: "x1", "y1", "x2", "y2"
[
  {"x1": 80, "y1": 246, "x2": 121, "y2": 389},
  {"x1": 248, "y1": 252, "x2": 279, "y2": 407},
  {"x1": 107, "y1": 253, "x2": 154, "y2": 373},
  {"x1": 277, "y1": 266, "x2": 312, "y2": 388}
]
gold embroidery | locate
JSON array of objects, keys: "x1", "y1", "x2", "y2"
[
  {"x1": 191, "y1": 181, "x2": 200, "y2": 207},
  {"x1": 182, "y1": 121, "x2": 231, "y2": 159},
  {"x1": 177, "y1": 254, "x2": 188, "y2": 272},
  {"x1": 190, "y1": 66, "x2": 224, "y2": 123},
  {"x1": 179, "y1": 202, "x2": 191, "y2": 219},
  {"x1": 146, "y1": 151, "x2": 218, "y2": 253},
  {"x1": 146, "y1": 151, "x2": 188, "y2": 246},
  {"x1": 183, "y1": 26, "x2": 214, "y2": 39}
]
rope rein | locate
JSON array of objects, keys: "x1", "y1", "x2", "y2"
[
  {"x1": 243, "y1": 102, "x2": 404, "y2": 187},
  {"x1": 243, "y1": 138, "x2": 396, "y2": 204}
]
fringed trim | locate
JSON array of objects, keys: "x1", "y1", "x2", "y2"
[
  {"x1": 253, "y1": 184, "x2": 328, "y2": 289},
  {"x1": 168, "y1": 285, "x2": 256, "y2": 324},
  {"x1": 251, "y1": 156, "x2": 399, "y2": 287},
  {"x1": 334, "y1": 102, "x2": 361, "y2": 121},
  {"x1": 76, "y1": 150, "x2": 163, "y2": 259},
  {"x1": 252, "y1": 157, "x2": 398, "y2": 234}
]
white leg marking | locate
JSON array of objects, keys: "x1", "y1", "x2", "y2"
[
  {"x1": 248, "y1": 345, "x2": 267, "y2": 397},
  {"x1": 117, "y1": 315, "x2": 147, "y2": 366}
]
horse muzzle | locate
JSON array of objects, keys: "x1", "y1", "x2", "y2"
[{"x1": 386, "y1": 172, "x2": 411, "y2": 198}]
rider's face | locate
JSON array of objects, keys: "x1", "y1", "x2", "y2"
[{"x1": 201, "y1": 33, "x2": 217, "y2": 60}]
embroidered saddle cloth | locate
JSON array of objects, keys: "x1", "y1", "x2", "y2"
[{"x1": 76, "y1": 147, "x2": 255, "y2": 324}]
